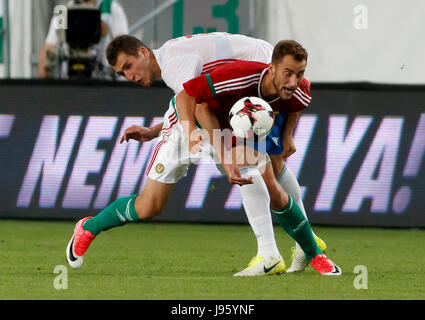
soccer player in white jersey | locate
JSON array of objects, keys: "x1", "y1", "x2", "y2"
[{"x1": 66, "y1": 33, "x2": 325, "y2": 275}]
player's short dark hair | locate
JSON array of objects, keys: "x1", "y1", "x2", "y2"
[
  {"x1": 272, "y1": 40, "x2": 308, "y2": 64},
  {"x1": 106, "y1": 34, "x2": 151, "y2": 66}
]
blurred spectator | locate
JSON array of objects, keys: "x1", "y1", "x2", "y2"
[{"x1": 38, "y1": 0, "x2": 128, "y2": 79}]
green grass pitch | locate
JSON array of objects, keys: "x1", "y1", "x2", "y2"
[{"x1": 0, "y1": 219, "x2": 424, "y2": 300}]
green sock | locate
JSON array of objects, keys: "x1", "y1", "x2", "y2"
[
  {"x1": 83, "y1": 194, "x2": 140, "y2": 236},
  {"x1": 271, "y1": 194, "x2": 322, "y2": 262}
]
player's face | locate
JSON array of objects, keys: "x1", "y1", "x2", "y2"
[
  {"x1": 270, "y1": 55, "x2": 306, "y2": 100},
  {"x1": 112, "y1": 47, "x2": 156, "y2": 86}
]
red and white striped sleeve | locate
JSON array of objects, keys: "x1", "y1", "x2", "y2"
[
  {"x1": 290, "y1": 78, "x2": 312, "y2": 112},
  {"x1": 183, "y1": 61, "x2": 267, "y2": 103}
]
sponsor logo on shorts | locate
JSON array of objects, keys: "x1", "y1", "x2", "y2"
[{"x1": 155, "y1": 163, "x2": 165, "y2": 174}]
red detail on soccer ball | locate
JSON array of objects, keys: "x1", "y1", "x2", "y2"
[{"x1": 238, "y1": 99, "x2": 266, "y2": 124}]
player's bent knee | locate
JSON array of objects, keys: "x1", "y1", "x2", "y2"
[
  {"x1": 134, "y1": 179, "x2": 174, "y2": 220},
  {"x1": 269, "y1": 183, "x2": 288, "y2": 209},
  {"x1": 279, "y1": 165, "x2": 301, "y2": 202},
  {"x1": 141, "y1": 200, "x2": 166, "y2": 220},
  {"x1": 134, "y1": 195, "x2": 165, "y2": 220},
  {"x1": 287, "y1": 184, "x2": 301, "y2": 203},
  {"x1": 261, "y1": 163, "x2": 288, "y2": 209},
  {"x1": 270, "y1": 155, "x2": 284, "y2": 178}
]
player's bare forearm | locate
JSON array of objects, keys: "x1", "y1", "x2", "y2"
[
  {"x1": 195, "y1": 103, "x2": 252, "y2": 185},
  {"x1": 194, "y1": 103, "x2": 224, "y2": 159},
  {"x1": 283, "y1": 111, "x2": 300, "y2": 138},
  {"x1": 175, "y1": 90, "x2": 199, "y2": 152},
  {"x1": 120, "y1": 124, "x2": 160, "y2": 143},
  {"x1": 150, "y1": 122, "x2": 163, "y2": 137},
  {"x1": 281, "y1": 111, "x2": 300, "y2": 158}
]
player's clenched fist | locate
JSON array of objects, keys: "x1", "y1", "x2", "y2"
[
  {"x1": 281, "y1": 135, "x2": 296, "y2": 159},
  {"x1": 120, "y1": 125, "x2": 156, "y2": 143}
]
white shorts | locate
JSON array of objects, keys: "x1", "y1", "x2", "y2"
[{"x1": 147, "y1": 97, "x2": 224, "y2": 184}]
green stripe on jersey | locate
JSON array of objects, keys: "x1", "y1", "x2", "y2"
[
  {"x1": 172, "y1": 96, "x2": 202, "y2": 128},
  {"x1": 205, "y1": 74, "x2": 216, "y2": 99},
  {"x1": 171, "y1": 96, "x2": 179, "y2": 119}
]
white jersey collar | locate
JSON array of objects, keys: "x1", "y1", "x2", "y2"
[{"x1": 258, "y1": 68, "x2": 280, "y2": 104}]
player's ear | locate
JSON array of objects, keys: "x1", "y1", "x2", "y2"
[
  {"x1": 268, "y1": 63, "x2": 275, "y2": 76},
  {"x1": 138, "y1": 46, "x2": 149, "y2": 58}
]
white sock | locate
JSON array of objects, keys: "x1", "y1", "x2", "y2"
[
  {"x1": 277, "y1": 164, "x2": 316, "y2": 250},
  {"x1": 239, "y1": 166, "x2": 280, "y2": 259}
]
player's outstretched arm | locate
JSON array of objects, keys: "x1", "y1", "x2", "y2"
[{"x1": 120, "y1": 123, "x2": 162, "y2": 143}]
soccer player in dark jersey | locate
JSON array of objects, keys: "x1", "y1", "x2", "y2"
[{"x1": 176, "y1": 40, "x2": 341, "y2": 275}]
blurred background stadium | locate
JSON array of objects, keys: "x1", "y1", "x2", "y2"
[
  {"x1": 0, "y1": 0, "x2": 424, "y2": 300},
  {"x1": 1, "y1": 0, "x2": 423, "y2": 227}
]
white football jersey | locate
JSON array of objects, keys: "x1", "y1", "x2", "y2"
[{"x1": 152, "y1": 32, "x2": 273, "y2": 95}]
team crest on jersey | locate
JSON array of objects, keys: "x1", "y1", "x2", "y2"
[{"x1": 155, "y1": 163, "x2": 165, "y2": 174}]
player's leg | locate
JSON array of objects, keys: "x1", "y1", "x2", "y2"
[
  {"x1": 261, "y1": 162, "x2": 341, "y2": 275},
  {"x1": 268, "y1": 113, "x2": 327, "y2": 271},
  {"x1": 82, "y1": 177, "x2": 175, "y2": 236},
  {"x1": 261, "y1": 160, "x2": 321, "y2": 261},
  {"x1": 247, "y1": 114, "x2": 323, "y2": 262},
  {"x1": 67, "y1": 98, "x2": 189, "y2": 268},
  {"x1": 266, "y1": 113, "x2": 312, "y2": 223},
  {"x1": 195, "y1": 103, "x2": 285, "y2": 276},
  {"x1": 66, "y1": 178, "x2": 175, "y2": 269},
  {"x1": 270, "y1": 155, "x2": 319, "y2": 237},
  {"x1": 273, "y1": 161, "x2": 327, "y2": 272},
  {"x1": 229, "y1": 146, "x2": 285, "y2": 276}
]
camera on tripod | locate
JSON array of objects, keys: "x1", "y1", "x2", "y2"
[{"x1": 56, "y1": 2, "x2": 102, "y2": 78}]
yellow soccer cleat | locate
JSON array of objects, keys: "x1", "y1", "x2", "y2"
[
  {"x1": 315, "y1": 235, "x2": 327, "y2": 253},
  {"x1": 233, "y1": 255, "x2": 286, "y2": 277}
]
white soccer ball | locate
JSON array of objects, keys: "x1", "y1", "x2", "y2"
[{"x1": 229, "y1": 96, "x2": 275, "y2": 140}]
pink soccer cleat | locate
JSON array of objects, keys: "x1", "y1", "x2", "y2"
[
  {"x1": 66, "y1": 217, "x2": 96, "y2": 269},
  {"x1": 310, "y1": 254, "x2": 342, "y2": 276}
]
